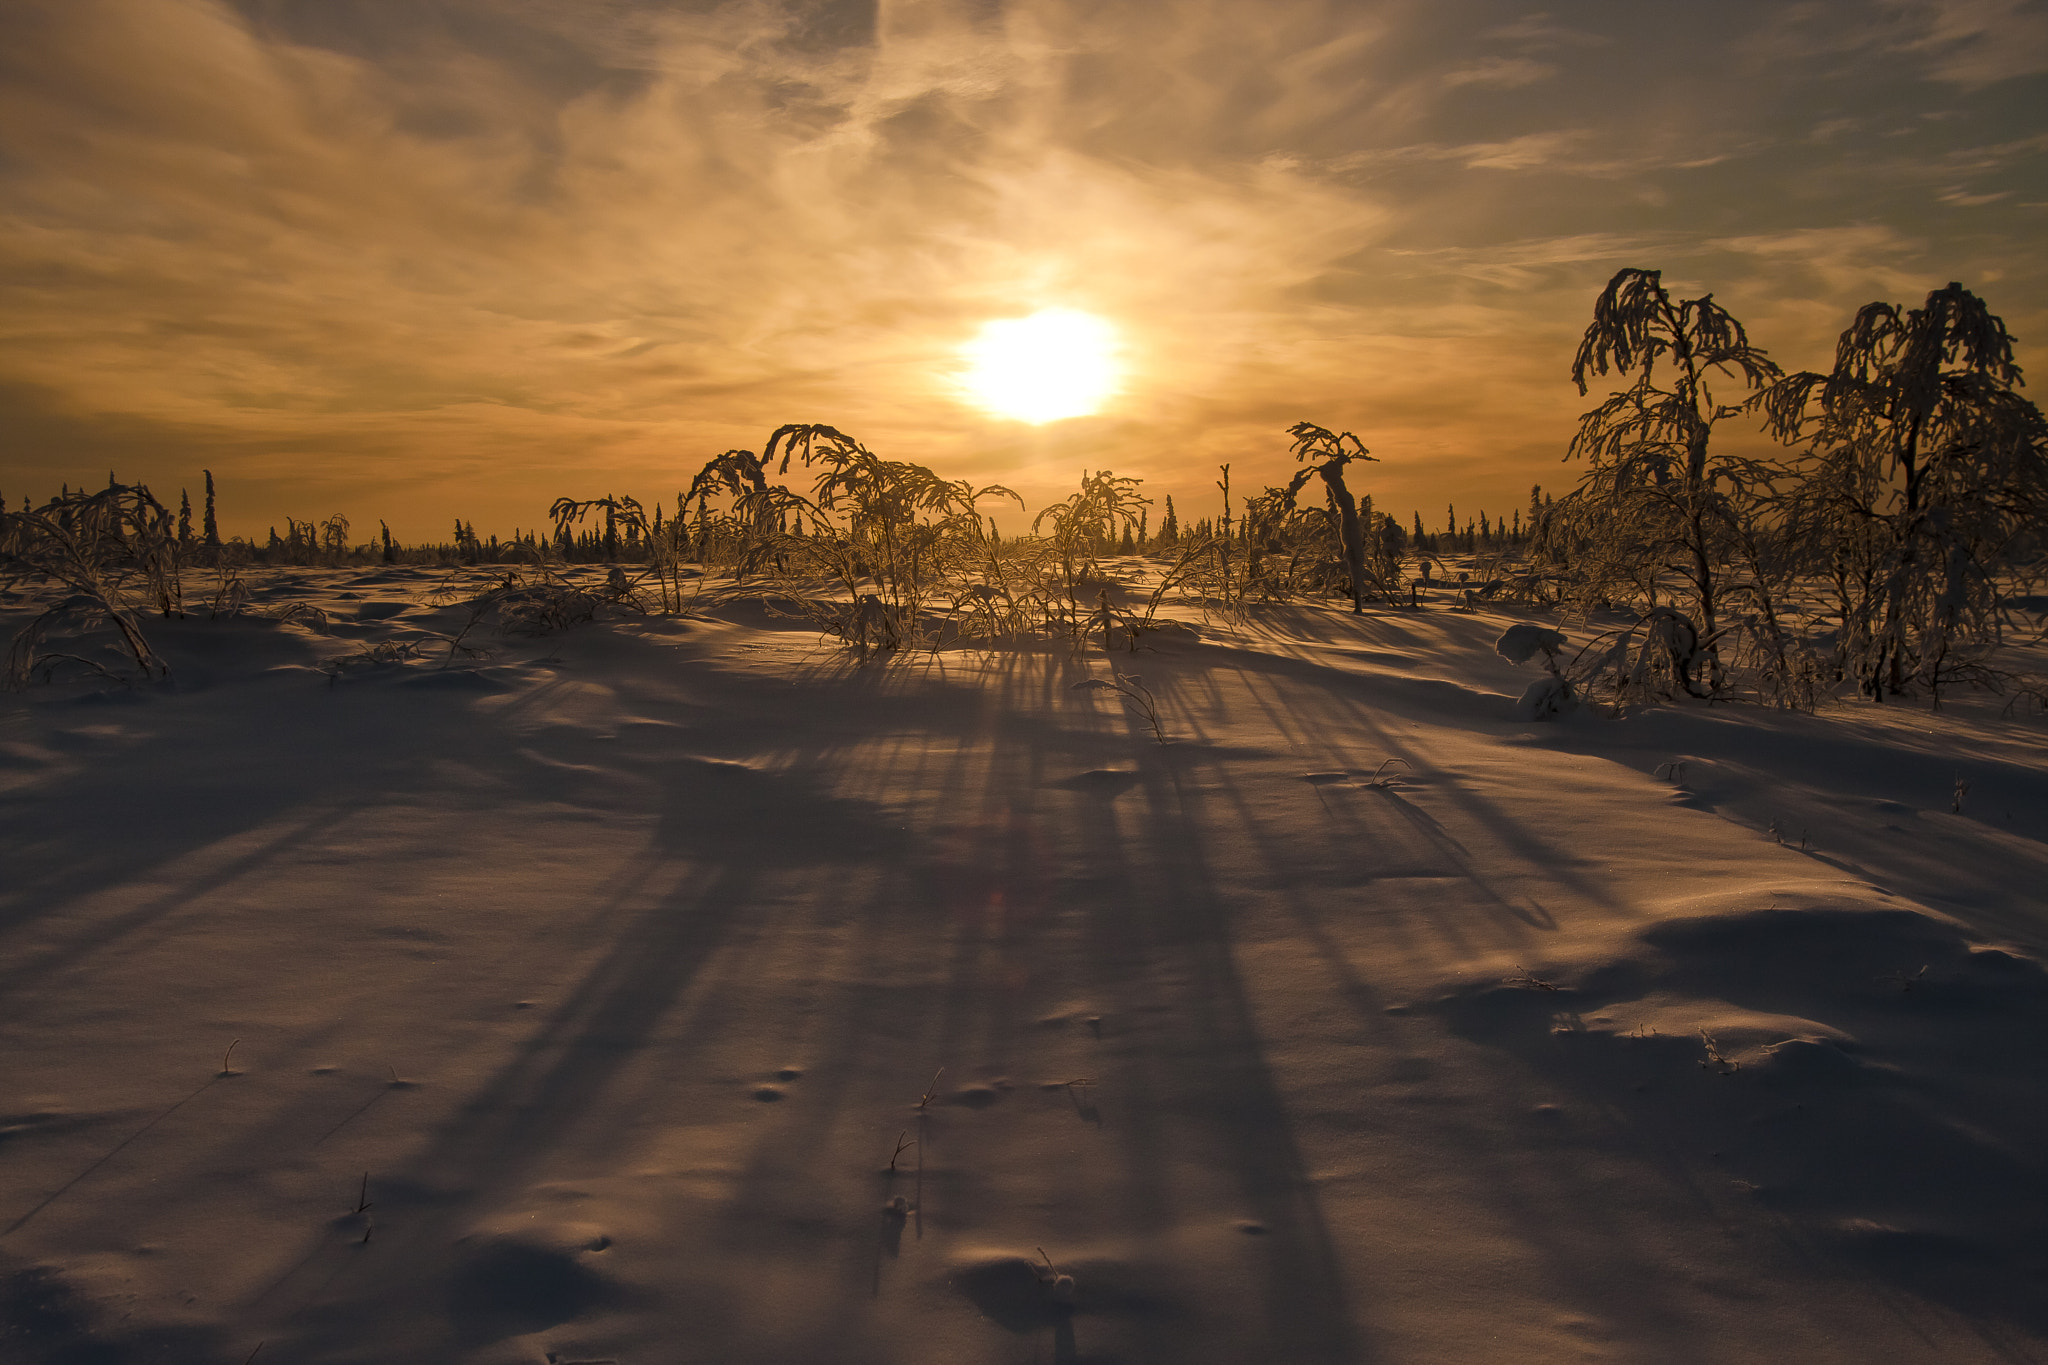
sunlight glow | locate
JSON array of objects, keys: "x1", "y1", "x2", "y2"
[{"x1": 960, "y1": 309, "x2": 1121, "y2": 423}]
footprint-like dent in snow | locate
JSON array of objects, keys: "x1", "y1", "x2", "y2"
[{"x1": 948, "y1": 1084, "x2": 1002, "y2": 1109}]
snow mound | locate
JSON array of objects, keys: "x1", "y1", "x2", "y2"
[
  {"x1": 1433, "y1": 902, "x2": 2048, "y2": 1330},
  {"x1": 449, "y1": 1223, "x2": 623, "y2": 1343},
  {"x1": 1514, "y1": 673, "x2": 1575, "y2": 721}
]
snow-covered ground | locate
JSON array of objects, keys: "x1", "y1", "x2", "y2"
[{"x1": 2, "y1": 566, "x2": 2044, "y2": 1364}]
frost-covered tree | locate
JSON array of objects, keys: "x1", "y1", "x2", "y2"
[
  {"x1": 1552, "y1": 267, "x2": 1784, "y2": 692},
  {"x1": 1281, "y1": 422, "x2": 1379, "y2": 613},
  {"x1": 1763, "y1": 283, "x2": 2048, "y2": 699}
]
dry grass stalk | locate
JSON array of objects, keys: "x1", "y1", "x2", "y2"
[
  {"x1": 1367, "y1": 758, "x2": 1410, "y2": 788},
  {"x1": 1698, "y1": 1028, "x2": 1739, "y2": 1074},
  {"x1": 1, "y1": 482, "x2": 181, "y2": 687}
]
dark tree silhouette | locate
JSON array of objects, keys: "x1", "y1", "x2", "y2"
[
  {"x1": 1282, "y1": 422, "x2": 1379, "y2": 613},
  {"x1": 202, "y1": 469, "x2": 221, "y2": 561},
  {"x1": 1763, "y1": 282, "x2": 2048, "y2": 698},
  {"x1": 1560, "y1": 267, "x2": 1784, "y2": 691}
]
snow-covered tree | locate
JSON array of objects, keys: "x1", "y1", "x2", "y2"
[
  {"x1": 1550, "y1": 267, "x2": 1784, "y2": 692},
  {"x1": 1281, "y1": 422, "x2": 1379, "y2": 613},
  {"x1": 1764, "y1": 283, "x2": 2048, "y2": 699}
]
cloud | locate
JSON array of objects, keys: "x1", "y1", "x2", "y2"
[
  {"x1": 1939, "y1": 186, "x2": 2013, "y2": 205},
  {"x1": 1887, "y1": 0, "x2": 2048, "y2": 85},
  {"x1": 1325, "y1": 129, "x2": 1755, "y2": 180},
  {"x1": 1385, "y1": 233, "x2": 1667, "y2": 289},
  {"x1": 0, "y1": 0, "x2": 2042, "y2": 537},
  {"x1": 1478, "y1": 11, "x2": 1611, "y2": 50},
  {"x1": 1700, "y1": 226, "x2": 1946, "y2": 360},
  {"x1": 1709, "y1": 224, "x2": 1926, "y2": 274},
  {"x1": 0, "y1": 0, "x2": 1421, "y2": 522},
  {"x1": 1456, "y1": 129, "x2": 1588, "y2": 170},
  {"x1": 1441, "y1": 56, "x2": 1557, "y2": 88},
  {"x1": 1934, "y1": 130, "x2": 2048, "y2": 173},
  {"x1": 1753, "y1": 0, "x2": 2048, "y2": 86}
]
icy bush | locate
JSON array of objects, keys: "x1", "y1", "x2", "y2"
[
  {"x1": 1495, "y1": 623, "x2": 1567, "y2": 666},
  {"x1": 1497, "y1": 623, "x2": 1575, "y2": 720}
]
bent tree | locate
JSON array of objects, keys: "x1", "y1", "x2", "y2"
[
  {"x1": 1281, "y1": 422, "x2": 1378, "y2": 613},
  {"x1": 1762, "y1": 284, "x2": 2048, "y2": 699},
  {"x1": 1561, "y1": 267, "x2": 1783, "y2": 692}
]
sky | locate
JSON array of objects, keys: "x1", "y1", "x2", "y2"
[{"x1": 2, "y1": 0, "x2": 2045, "y2": 542}]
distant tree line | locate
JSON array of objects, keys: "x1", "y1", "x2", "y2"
[
  {"x1": 1, "y1": 470, "x2": 1537, "y2": 576},
  {"x1": 5, "y1": 268, "x2": 2040, "y2": 707}
]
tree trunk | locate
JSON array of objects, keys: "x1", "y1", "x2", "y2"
[{"x1": 1319, "y1": 467, "x2": 1367, "y2": 614}]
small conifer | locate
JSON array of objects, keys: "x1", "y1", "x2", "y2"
[{"x1": 202, "y1": 471, "x2": 221, "y2": 553}]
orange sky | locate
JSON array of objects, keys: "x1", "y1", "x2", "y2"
[{"x1": 2, "y1": 0, "x2": 2045, "y2": 541}]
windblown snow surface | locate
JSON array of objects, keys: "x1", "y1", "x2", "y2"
[{"x1": 2, "y1": 566, "x2": 2045, "y2": 1364}]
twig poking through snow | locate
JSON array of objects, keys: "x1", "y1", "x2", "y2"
[
  {"x1": 914, "y1": 1069, "x2": 942, "y2": 1241},
  {"x1": 1698, "y1": 1028, "x2": 1739, "y2": 1074},
  {"x1": 1876, "y1": 965, "x2": 1929, "y2": 993},
  {"x1": 1037, "y1": 1246, "x2": 1078, "y2": 1306},
  {"x1": 1073, "y1": 671, "x2": 1167, "y2": 743}
]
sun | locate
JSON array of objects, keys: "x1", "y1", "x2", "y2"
[{"x1": 960, "y1": 308, "x2": 1121, "y2": 424}]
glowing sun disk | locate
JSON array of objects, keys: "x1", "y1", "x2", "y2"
[{"x1": 962, "y1": 309, "x2": 1120, "y2": 423}]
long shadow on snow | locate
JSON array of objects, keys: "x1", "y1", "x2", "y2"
[
  {"x1": 0, "y1": 667, "x2": 548, "y2": 1011},
  {"x1": 693, "y1": 647, "x2": 1377, "y2": 1363},
  {"x1": 1038, "y1": 615, "x2": 1987, "y2": 1359},
  {"x1": 1146, "y1": 632, "x2": 1618, "y2": 935},
  {"x1": 255, "y1": 695, "x2": 914, "y2": 1362},
  {"x1": 1108, "y1": 643, "x2": 1773, "y2": 1361},
  {"x1": 708, "y1": 647, "x2": 1373, "y2": 1363},
  {"x1": 1140, "y1": 623, "x2": 1633, "y2": 927},
  {"x1": 0, "y1": 1253, "x2": 230, "y2": 1365},
  {"x1": 1433, "y1": 903, "x2": 2048, "y2": 1339},
  {"x1": 1523, "y1": 703, "x2": 2048, "y2": 956},
  {"x1": 1105, "y1": 746, "x2": 1369, "y2": 1363}
]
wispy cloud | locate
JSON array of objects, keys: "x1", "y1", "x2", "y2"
[
  {"x1": 1442, "y1": 56, "x2": 1557, "y2": 89},
  {"x1": 1479, "y1": 12, "x2": 1612, "y2": 50},
  {"x1": 0, "y1": 0, "x2": 2041, "y2": 535},
  {"x1": 1887, "y1": 0, "x2": 2048, "y2": 85},
  {"x1": 1325, "y1": 130, "x2": 1756, "y2": 179},
  {"x1": 1752, "y1": 0, "x2": 2048, "y2": 85},
  {"x1": 1387, "y1": 232, "x2": 1667, "y2": 288},
  {"x1": 1939, "y1": 186, "x2": 2014, "y2": 205}
]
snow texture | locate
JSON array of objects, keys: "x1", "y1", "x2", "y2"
[{"x1": 1, "y1": 566, "x2": 2045, "y2": 1364}]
